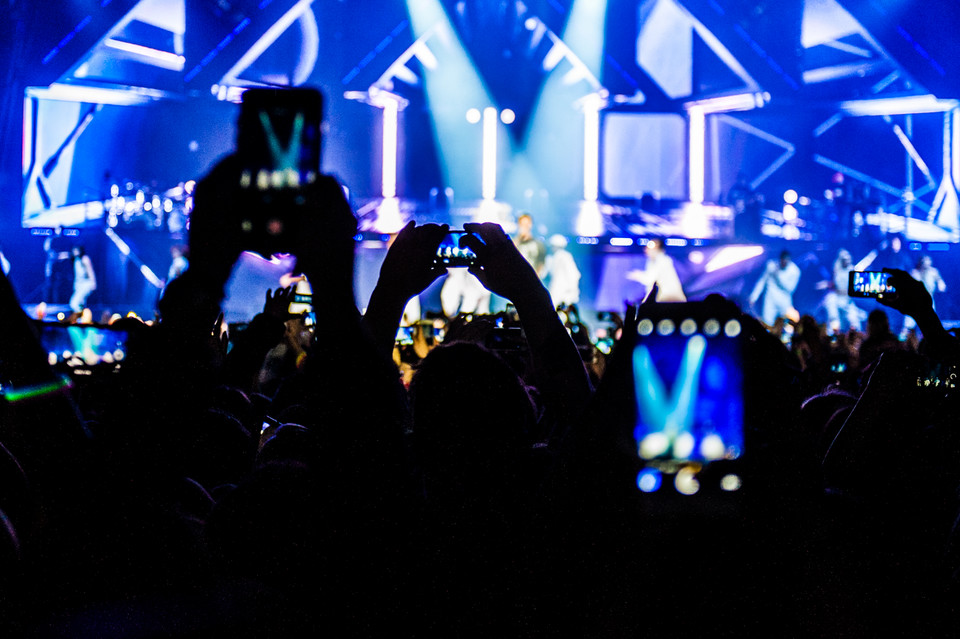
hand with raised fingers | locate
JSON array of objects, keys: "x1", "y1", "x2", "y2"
[
  {"x1": 377, "y1": 221, "x2": 450, "y2": 303},
  {"x1": 877, "y1": 268, "x2": 933, "y2": 319},
  {"x1": 263, "y1": 285, "x2": 297, "y2": 322},
  {"x1": 461, "y1": 222, "x2": 542, "y2": 304}
]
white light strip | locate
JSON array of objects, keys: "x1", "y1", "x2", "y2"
[
  {"x1": 813, "y1": 112, "x2": 843, "y2": 138},
  {"x1": 821, "y1": 40, "x2": 873, "y2": 58},
  {"x1": 103, "y1": 38, "x2": 185, "y2": 70},
  {"x1": 382, "y1": 99, "x2": 398, "y2": 198},
  {"x1": 412, "y1": 41, "x2": 438, "y2": 70},
  {"x1": 482, "y1": 107, "x2": 497, "y2": 200},
  {"x1": 139, "y1": 264, "x2": 164, "y2": 289},
  {"x1": 105, "y1": 228, "x2": 131, "y2": 256},
  {"x1": 705, "y1": 245, "x2": 764, "y2": 273},
  {"x1": 803, "y1": 61, "x2": 882, "y2": 85},
  {"x1": 583, "y1": 103, "x2": 600, "y2": 201},
  {"x1": 890, "y1": 122, "x2": 934, "y2": 186},
  {"x1": 221, "y1": 0, "x2": 315, "y2": 85},
  {"x1": 26, "y1": 84, "x2": 166, "y2": 106},
  {"x1": 684, "y1": 92, "x2": 763, "y2": 113},
  {"x1": 953, "y1": 109, "x2": 959, "y2": 188},
  {"x1": 840, "y1": 95, "x2": 960, "y2": 117},
  {"x1": 688, "y1": 108, "x2": 705, "y2": 204}
]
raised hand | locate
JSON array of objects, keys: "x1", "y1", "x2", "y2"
[
  {"x1": 290, "y1": 175, "x2": 358, "y2": 301},
  {"x1": 880, "y1": 267, "x2": 958, "y2": 363},
  {"x1": 377, "y1": 221, "x2": 449, "y2": 303},
  {"x1": 461, "y1": 222, "x2": 542, "y2": 303},
  {"x1": 878, "y1": 268, "x2": 933, "y2": 319},
  {"x1": 363, "y1": 222, "x2": 448, "y2": 358},
  {"x1": 263, "y1": 285, "x2": 297, "y2": 322},
  {"x1": 187, "y1": 154, "x2": 247, "y2": 286}
]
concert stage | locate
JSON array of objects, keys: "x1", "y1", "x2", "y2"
[{"x1": 6, "y1": 0, "x2": 960, "y2": 330}]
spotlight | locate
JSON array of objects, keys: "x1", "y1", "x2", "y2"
[
  {"x1": 783, "y1": 189, "x2": 798, "y2": 204},
  {"x1": 500, "y1": 108, "x2": 516, "y2": 124},
  {"x1": 466, "y1": 108, "x2": 481, "y2": 124}
]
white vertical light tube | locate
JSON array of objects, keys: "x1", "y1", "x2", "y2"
[
  {"x1": 905, "y1": 114, "x2": 914, "y2": 220},
  {"x1": 382, "y1": 98, "x2": 398, "y2": 199},
  {"x1": 482, "y1": 106, "x2": 498, "y2": 200},
  {"x1": 583, "y1": 103, "x2": 600, "y2": 201},
  {"x1": 953, "y1": 108, "x2": 959, "y2": 188},
  {"x1": 688, "y1": 107, "x2": 705, "y2": 204}
]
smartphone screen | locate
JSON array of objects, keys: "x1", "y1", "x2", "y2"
[
  {"x1": 848, "y1": 270, "x2": 896, "y2": 298},
  {"x1": 237, "y1": 88, "x2": 323, "y2": 190},
  {"x1": 632, "y1": 307, "x2": 745, "y2": 493},
  {"x1": 235, "y1": 88, "x2": 323, "y2": 257},
  {"x1": 36, "y1": 322, "x2": 129, "y2": 375},
  {"x1": 396, "y1": 326, "x2": 415, "y2": 346},
  {"x1": 435, "y1": 230, "x2": 478, "y2": 267},
  {"x1": 288, "y1": 280, "x2": 313, "y2": 317}
]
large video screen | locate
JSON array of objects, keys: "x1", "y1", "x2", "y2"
[
  {"x1": 601, "y1": 112, "x2": 687, "y2": 201},
  {"x1": 22, "y1": 92, "x2": 236, "y2": 228}
]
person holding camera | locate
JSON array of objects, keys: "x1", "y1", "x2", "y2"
[{"x1": 68, "y1": 245, "x2": 96, "y2": 313}]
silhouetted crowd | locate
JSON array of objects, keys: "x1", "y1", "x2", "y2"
[{"x1": 3, "y1": 152, "x2": 960, "y2": 638}]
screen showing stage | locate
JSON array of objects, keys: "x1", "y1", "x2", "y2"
[{"x1": 601, "y1": 112, "x2": 687, "y2": 201}]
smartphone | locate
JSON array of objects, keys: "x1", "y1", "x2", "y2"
[
  {"x1": 486, "y1": 326, "x2": 525, "y2": 351},
  {"x1": 632, "y1": 304, "x2": 745, "y2": 494},
  {"x1": 435, "y1": 230, "x2": 478, "y2": 267},
  {"x1": 237, "y1": 88, "x2": 322, "y2": 189},
  {"x1": 36, "y1": 322, "x2": 130, "y2": 375},
  {"x1": 288, "y1": 289, "x2": 313, "y2": 317},
  {"x1": 848, "y1": 270, "x2": 896, "y2": 298},
  {"x1": 235, "y1": 87, "x2": 323, "y2": 256},
  {"x1": 396, "y1": 326, "x2": 415, "y2": 346}
]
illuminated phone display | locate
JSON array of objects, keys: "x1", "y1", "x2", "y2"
[
  {"x1": 632, "y1": 308, "x2": 745, "y2": 494},
  {"x1": 848, "y1": 270, "x2": 896, "y2": 298},
  {"x1": 36, "y1": 322, "x2": 130, "y2": 373},
  {"x1": 435, "y1": 230, "x2": 478, "y2": 267}
]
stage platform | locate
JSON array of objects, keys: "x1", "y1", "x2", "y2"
[{"x1": 11, "y1": 196, "x2": 960, "y2": 333}]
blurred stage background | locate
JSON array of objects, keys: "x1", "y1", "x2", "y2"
[{"x1": 2, "y1": 0, "x2": 959, "y2": 325}]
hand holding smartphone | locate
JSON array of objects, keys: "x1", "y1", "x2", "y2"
[{"x1": 235, "y1": 87, "x2": 323, "y2": 257}]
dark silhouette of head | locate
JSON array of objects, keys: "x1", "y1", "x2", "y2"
[{"x1": 410, "y1": 342, "x2": 536, "y2": 504}]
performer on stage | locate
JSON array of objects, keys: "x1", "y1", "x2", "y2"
[
  {"x1": 544, "y1": 234, "x2": 581, "y2": 307},
  {"x1": 513, "y1": 212, "x2": 546, "y2": 278},
  {"x1": 69, "y1": 245, "x2": 97, "y2": 313},
  {"x1": 440, "y1": 268, "x2": 490, "y2": 316},
  {"x1": 824, "y1": 248, "x2": 863, "y2": 333},
  {"x1": 167, "y1": 244, "x2": 189, "y2": 283},
  {"x1": 748, "y1": 250, "x2": 801, "y2": 326},
  {"x1": 626, "y1": 238, "x2": 686, "y2": 302},
  {"x1": 902, "y1": 255, "x2": 947, "y2": 337}
]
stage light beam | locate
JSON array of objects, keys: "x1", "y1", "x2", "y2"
[
  {"x1": 405, "y1": 0, "x2": 499, "y2": 200},
  {"x1": 505, "y1": 0, "x2": 609, "y2": 226}
]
